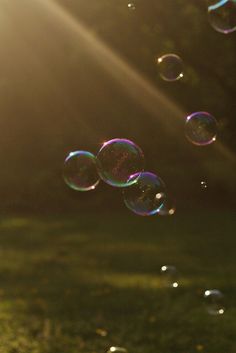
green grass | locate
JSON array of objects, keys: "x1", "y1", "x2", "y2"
[{"x1": 0, "y1": 211, "x2": 235, "y2": 353}]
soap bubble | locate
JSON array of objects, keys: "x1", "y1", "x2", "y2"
[
  {"x1": 128, "y1": 2, "x2": 136, "y2": 10},
  {"x1": 63, "y1": 151, "x2": 100, "y2": 191},
  {"x1": 97, "y1": 138, "x2": 144, "y2": 188},
  {"x1": 200, "y1": 181, "x2": 208, "y2": 189},
  {"x1": 161, "y1": 265, "x2": 179, "y2": 288},
  {"x1": 185, "y1": 112, "x2": 217, "y2": 146},
  {"x1": 157, "y1": 54, "x2": 184, "y2": 82},
  {"x1": 204, "y1": 289, "x2": 225, "y2": 315},
  {"x1": 158, "y1": 196, "x2": 176, "y2": 216},
  {"x1": 107, "y1": 347, "x2": 128, "y2": 353},
  {"x1": 208, "y1": 0, "x2": 236, "y2": 34},
  {"x1": 123, "y1": 172, "x2": 166, "y2": 216}
]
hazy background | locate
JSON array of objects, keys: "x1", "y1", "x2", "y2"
[{"x1": 0, "y1": 0, "x2": 235, "y2": 214}]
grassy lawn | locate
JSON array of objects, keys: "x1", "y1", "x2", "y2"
[{"x1": 0, "y1": 211, "x2": 235, "y2": 353}]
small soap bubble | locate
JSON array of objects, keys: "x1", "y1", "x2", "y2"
[
  {"x1": 97, "y1": 138, "x2": 144, "y2": 188},
  {"x1": 123, "y1": 172, "x2": 166, "y2": 216},
  {"x1": 201, "y1": 181, "x2": 208, "y2": 189},
  {"x1": 128, "y1": 2, "x2": 136, "y2": 10},
  {"x1": 63, "y1": 151, "x2": 100, "y2": 191},
  {"x1": 158, "y1": 196, "x2": 176, "y2": 216},
  {"x1": 157, "y1": 54, "x2": 184, "y2": 82},
  {"x1": 96, "y1": 328, "x2": 108, "y2": 337},
  {"x1": 107, "y1": 348, "x2": 128, "y2": 353},
  {"x1": 204, "y1": 289, "x2": 225, "y2": 315},
  {"x1": 208, "y1": 0, "x2": 236, "y2": 34},
  {"x1": 185, "y1": 112, "x2": 217, "y2": 146},
  {"x1": 160, "y1": 265, "x2": 179, "y2": 288}
]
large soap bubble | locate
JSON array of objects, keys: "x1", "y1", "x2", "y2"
[
  {"x1": 208, "y1": 0, "x2": 236, "y2": 34},
  {"x1": 185, "y1": 112, "x2": 217, "y2": 146},
  {"x1": 63, "y1": 151, "x2": 100, "y2": 191},
  {"x1": 157, "y1": 54, "x2": 184, "y2": 82},
  {"x1": 123, "y1": 172, "x2": 166, "y2": 216},
  {"x1": 97, "y1": 138, "x2": 144, "y2": 187}
]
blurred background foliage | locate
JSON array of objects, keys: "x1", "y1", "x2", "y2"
[{"x1": 0, "y1": 0, "x2": 235, "y2": 214}]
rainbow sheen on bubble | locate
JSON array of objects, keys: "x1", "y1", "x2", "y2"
[
  {"x1": 208, "y1": 0, "x2": 236, "y2": 34},
  {"x1": 63, "y1": 151, "x2": 100, "y2": 191},
  {"x1": 185, "y1": 112, "x2": 217, "y2": 146},
  {"x1": 123, "y1": 172, "x2": 166, "y2": 216},
  {"x1": 204, "y1": 289, "x2": 225, "y2": 315},
  {"x1": 157, "y1": 54, "x2": 184, "y2": 82},
  {"x1": 97, "y1": 138, "x2": 144, "y2": 187},
  {"x1": 160, "y1": 265, "x2": 179, "y2": 288}
]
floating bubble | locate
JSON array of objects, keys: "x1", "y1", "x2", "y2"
[
  {"x1": 208, "y1": 0, "x2": 236, "y2": 34},
  {"x1": 97, "y1": 138, "x2": 144, "y2": 188},
  {"x1": 185, "y1": 112, "x2": 217, "y2": 146},
  {"x1": 157, "y1": 54, "x2": 184, "y2": 82},
  {"x1": 158, "y1": 196, "x2": 176, "y2": 216},
  {"x1": 128, "y1": 2, "x2": 136, "y2": 10},
  {"x1": 204, "y1": 289, "x2": 225, "y2": 315},
  {"x1": 96, "y1": 328, "x2": 108, "y2": 337},
  {"x1": 63, "y1": 151, "x2": 100, "y2": 191},
  {"x1": 161, "y1": 265, "x2": 179, "y2": 288},
  {"x1": 123, "y1": 172, "x2": 166, "y2": 216},
  {"x1": 200, "y1": 181, "x2": 208, "y2": 189},
  {"x1": 107, "y1": 347, "x2": 128, "y2": 353}
]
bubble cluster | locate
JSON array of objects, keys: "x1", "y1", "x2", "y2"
[
  {"x1": 97, "y1": 138, "x2": 144, "y2": 188},
  {"x1": 63, "y1": 151, "x2": 100, "y2": 191},
  {"x1": 185, "y1": 112, "x2": 217, "y2": 146},
  {"x1": 208, "y1": 0, "x2": 236, "y2": 34},
  {"x1": 123, "y1": 172, "x2": 166, "y2": 216},
  {"x1": 157, "y1": 54, "x2": 184, "y2": 82},
  {"x1": 160, "y1": 265, "x2": 179, "y2": 288},
  {"x1": 204, "y1": 289, "x2": 225, "y2": 315}
]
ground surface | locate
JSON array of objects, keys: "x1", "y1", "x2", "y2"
[{"x1": 0, "y1": 211, "x2": 235, "y2": 353}]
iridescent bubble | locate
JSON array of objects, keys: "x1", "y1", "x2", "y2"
[
  {"x1": 107, "y1": 347, "x2": 128, "y2": 353},
  {"x1": 204, "y1": 289, "x2": 225, "y2": 315},
  {"x1": 97, "y1": 138, "x2": 144, "y2": 188},
  {"x1": 208, "y1": 0, "x2": 236, "y2": 34},
  {"x1": 158, "y1": 196, "x2": 176, "y2": 216},
  {"x1": 160, "y1": 265, "x2": 179, "y2": 288},
  {"x1": 157, "y1": 54, "x2": 184, "y2": 82},
  {"x1": 185, "y1": 112, "x2": 217, "y2": 146},
  {"x1": 127, "y1": 2, "x2": 136, "y2": 10},
  {"x1": 201, "y1": 181, "x2": 208, "y2": 189},
  {"x1": 123, "y1": 172, "x2": 166, "y2": 216},
  {"x1": 63, "y1": 151, "x2": 100, "y2": 191}
]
